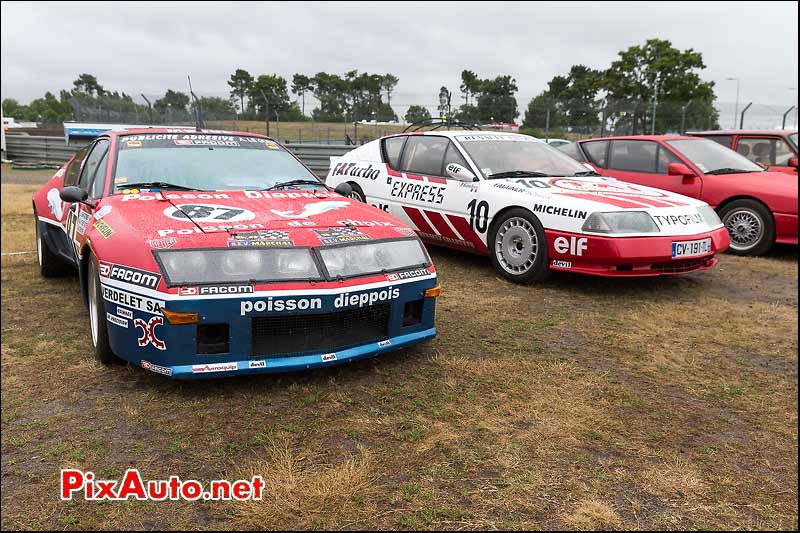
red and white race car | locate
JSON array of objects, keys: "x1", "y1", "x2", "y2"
[
  {"x1": 326, "y1": 130, "x2": 730, "y2": 283},
  {"x1": 32, "y1": 127, "x2": 439, "y2": 378}
]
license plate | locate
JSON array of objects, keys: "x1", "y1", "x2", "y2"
[{"x1": 671, "y1": 238, "x2": 712, "y2": 259}]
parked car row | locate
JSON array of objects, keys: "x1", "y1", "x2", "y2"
[{"x1": 32, "y1": 124, "x2": 797, "y2": 379}]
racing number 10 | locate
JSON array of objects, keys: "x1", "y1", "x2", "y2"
[{"x1": 467, "y1": 199, "x2": 489, "y2": 233}]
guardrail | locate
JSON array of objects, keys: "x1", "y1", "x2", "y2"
[{"x1": 4, "y1": 135, "x2": 353, "y2": 177}]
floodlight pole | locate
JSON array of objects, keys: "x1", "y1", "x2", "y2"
[
  {"x1": 259, "y1": 90, "x2": 270, "y2": 137},
  {"x1": 141, "y1": 94, "x2": 153, "y2": 124},
  {"x1": 680, "y1": 100, "x2": 692, "y2": 134},
  {"x1": 739, "y1": 102, "x2": 752, "y2": 129},
  {"x1": 782, "y1": 106, "x2": 795, "y2": 129}
]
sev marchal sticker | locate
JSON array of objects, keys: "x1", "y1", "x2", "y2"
[
  {"x1": 315, "y1": 227, "x2": 370, "y2": 245},
  {"x1": 93, "y1": 219, "x2": 115, "y2": 239},
  {"x1": 227, "y1": 230, "x2": 294, "y2": 248}
]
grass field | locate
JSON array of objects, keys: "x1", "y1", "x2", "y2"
[{"x1": 1, "y1": 167, "x2": 797, "y2": 529}]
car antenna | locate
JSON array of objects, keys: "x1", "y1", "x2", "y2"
[{"x1": 187, "y1": 75, "x2": 204, "y2": 131}]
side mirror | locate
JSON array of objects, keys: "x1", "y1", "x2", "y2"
[
  {"x1": 333, "y1": 182, "x2": 353, "y2": 197},
  {"x1": 445, "y1": 163, "x2": 477, "y2": 181},
  {"x1": 59, "y1": 186, "x2": 89, "y2": 204},
  {"x1": 788, "y1": 157, "x2": 798, "y2": 169},
  {"x1": 667, "y1": 163, "x2": 695, "y2": 178}
]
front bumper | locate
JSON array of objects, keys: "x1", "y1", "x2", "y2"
[
  {"x1": 545, "y1": 226, "x2": 730, "y2": 277},
  {"x1": 101, "y1": 278, "x2": 438, "y2": 379}
]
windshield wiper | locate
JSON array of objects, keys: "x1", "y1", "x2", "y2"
[
  {"x1": 264, "y1": 179, "x2": 326, "y2": 191},
  {"x1": 122, "y1": 181, "x2": 205, "y2": 191},
  {"x1": 704, "y1": 168, "x2": 758, "y2": 175},
  {"x1": 573, "y1": 170, "x2": 601, "y2": 177},
  {"x1": 487, "y1": 170, "x2": 556, "y2": 179}
]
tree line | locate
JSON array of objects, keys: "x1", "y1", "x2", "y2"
[{"x1": 1, "y1": 38, "x2": 719, "y2": 134}]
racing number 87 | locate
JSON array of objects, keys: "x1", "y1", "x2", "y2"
[
  {"x1": 173, "y1": 205, "x2": 244, "y2": 221},
  {"x1": 467, "y1": 199, "x2": 489, "y2": 233}
]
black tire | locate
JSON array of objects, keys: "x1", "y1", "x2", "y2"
[
  {"x1": 488, "y1": 208, "x2": 550, "y2": 284},
  {"x1": 348, "y1": 182, "x2": 366, "y2": 203},
  {"x1": 718, "y1": 199, "x2": 775, "y2": 256},
  {"x1": 87, "y1": 254, "x2": 116, "y2": 364},
  {"x1": 35, "y1": 214, "x2": 71, "y2": 278}
]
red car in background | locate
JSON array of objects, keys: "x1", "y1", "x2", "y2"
[
  {"x1": 687, "y1": 130, "x2": 798, "y2": 174},
  {"x1": 561, "y1": 135, "x2": 798, "y2": 255}
]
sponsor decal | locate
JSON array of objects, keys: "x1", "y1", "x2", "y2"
[
  {"x1": 248, "y1": 360, "x2": 267, "y2": 369},
  {"x1": 554, "y1": 236, "x2": 588, "y2": 256},
  {"x1": 192, "y1": 362, "x2": 238, "y2": 374},
  {"x1": 93, "y1": 219, "x2": 115, "y2": 239},
  {"x1": 321, "y1": 353, "x2": 337, "y2": 362},
  {"x1": 180, "y1": 284, "x2": 254, "y2": 296},
  {"x1": 65, "y1": 208, "x2": 78, "y2": 239},
  {"x1": 147, "y1": 237, "x2": 177, "y2": 249},
  {"x1": 163, "y1": 204, "x2": 255, "y2": 223},
  {"x1": 271, "y1": 200, "x2": 350, "y2": 219},
  {"x1": 378, "y1": 340, "x2": 391, "y2": 347},
  {"x1": 100, "y1": 262, "x2": 161, "y2": 290},
  {"x1": 116, "y1": 306, "x2": 134, "y2": 319},
  {"x1": 315, "y1": 226, "x2": 370, "y2": 245},
  {"x1": 76, "y1": 211, "x2": 92, "y2": 235},
  {"x1": 93, "y1": 205, "x2": 112, "y2": 220},
  {"x1": 335, "y1": 218, "x2": 394, "y2": 227},
  {"x1": 265, "y1": 142, "x2": 279, "y2": 150},
  {"x1": 552, "y1": 260, "x2": 572, "y2": 268},
  {"x1": 653, "y1": 213, "x2": 704, "y2": 227},
  {"x1": 134, "y1": 316, "x2": 166, "y2": 350},
  {"x1": 121, "y1": 192, "x2": 231, "y2": 202},
  {"x1": 175, "y1": 138, "x2": 239, "y2": 147},
  {"x1": 227, "y1": 230, "x2": 293, "y2": 248},
  {"x1": 106, "y1": 313, "x2": 129, "y2": 328},
  {"x1": 101, "y1": 285, "x2": 165, "y2": 315},
  {"x1": 532, "y1": 204, "x2": 588, "y2": 219},
  {"x1": 456, "y1": 134, "x2": 537, "y2": 142},
  {"x1": 390, "y1": 180, "x2": 445, "y2": 204},
  {"x1": 114, "y1": 177, "x2": 128, "y2": 185},
  {"x1": 240, "y1": 287, "x2": 401, "y2": 316},
  {"x1": 47, "y1": 188, "x2": 65, "y2": 219},
  {"x1": 460, "y1": 182, "x2": 479, "y2": 193},
  {"x1": 394, "y1": 227, "x2": 417, "y2": 236},
  {"x1": 386, "y1": 268, "x2": 430, "y2": 281},
  {"x1": 126, "y1": 140, "x2": 142, "y2": 148},
  {"x1": 157, "y1": 222, "x2": 267, "y2": 238},
  {"x1": 550, "y1": 178, "x2": 666, "y2": 197},
  {"x1": 243, "y1": 190, "x2": 334, "y2": 200},
  {"x1": 331, "y1": 162, "x2": 381, "y2": 180},
  {"x1": 141, "y1": 360, "x2": 173, "y2": 376}
]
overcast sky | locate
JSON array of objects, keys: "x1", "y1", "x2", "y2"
[{"x1": 2, "y1": 1, "x2": 798, "y2": 116}]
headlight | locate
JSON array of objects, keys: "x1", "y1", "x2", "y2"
[
  {"x1": 696, "y1": 204, "x2": 722, "y2": 226},
  {"x1": 318, "y1": 238, "x2": 429, "y2": 279},
  {"x1": 155, "y1": 249, "x2": 322, "y2": 286},
  {"x1": 582, "y1": 211, "x2": 660, "y2": 234}
]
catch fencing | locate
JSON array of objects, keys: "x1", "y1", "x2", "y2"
[{"x1": 4, "y1": 135, "x2": 352, "y2": 176}]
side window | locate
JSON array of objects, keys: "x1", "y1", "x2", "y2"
[
  {"x1": 737, "y1": 137, "x2": 789, "y2": 166},
  {"x1": 609, "y1": 140, "x2": 658, "y2": 173},
  {"x1": 557, "y1": 142, "x2": 587, "y2": 162},
  {"x1": 383, "y1": 136, "x2": 406, "y2": 170},
  {"x1": 78, "y1": 140, "x2": 110, "y2": 193},
  {"x1": 90, "y1": 148, "x2": 111, "y2": 199},
  {"x1": 442, "y1": 142, "x2": 470, "y2": 179},
  {"x1": 63, "y1": 146, "x2": 91, "y2": 187},
  {"x1": 704, "y1": 135, "x2": 733, "y2": 148},
  {"x1": 582, "y1": 140, "x2": 609, "y2": 168},
  {"x1": 400, "y1": 136, "x2": 449, "y2": 176},
  {"x1": 656, "y1": 145, "x2": 683, "y2": 174}
]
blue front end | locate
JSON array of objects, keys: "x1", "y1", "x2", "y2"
[{"x1": 101, "y1": 278, "x2": 437, "y2": 379}]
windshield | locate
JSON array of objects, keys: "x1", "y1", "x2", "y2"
[
  {"x1": 666, "y1": 138, "x2": 762, "y2": 174},
  {"x1": 789, "y1": 133, "x2": 798, "y2": 150},
  {"x1": 112, "y1": 133, "x2": 320, "y2": 192},
  {"x1": 455, "y1": 134, "x2": 590, "y2": 178}
]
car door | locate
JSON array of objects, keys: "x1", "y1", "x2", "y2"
[
  {"x1": 67, "y1": 139, "x2": 111, "y2": 259},
  {"x1": 603, "y1": 139, "x2": 702, "y2": 199},
  {"x1": 388, "y1": 135, "x2": 486, "y2": 251},
  {"x1": 734, "y1": 135, "x2": 797, "y2": 174}
]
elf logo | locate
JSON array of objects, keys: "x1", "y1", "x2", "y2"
[{"x1": 554, "y1": 236, "x2": 588, "y2": 256}]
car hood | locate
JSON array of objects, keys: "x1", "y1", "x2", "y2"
[{"x1": 97, "y1": 189, "x2": 406, "y2": 248}]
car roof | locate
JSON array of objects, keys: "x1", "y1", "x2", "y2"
[
  {"x1": 383, "y1": 130, "x2": 540, "y2": 141},
  {"x1": 688, "y1": 129, "x2": 797, "y2": 136},
  {"x1": 578, "y1": 135, "x2": 695, "y2": 142},
  {"x1": 100, "y1": 127, "x2": 273, "y2": 140}
]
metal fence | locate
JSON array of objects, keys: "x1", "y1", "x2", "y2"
[{"x1": 3, "y1": 135, "x2": 352, "y2": 176}]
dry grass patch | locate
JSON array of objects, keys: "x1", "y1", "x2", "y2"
[{"x1": 561, "y1": 498, "x2": 623, "y2": 530}]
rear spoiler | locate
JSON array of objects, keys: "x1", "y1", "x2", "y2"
[{"x1": 62, "y1": 122, "x2": 184, "y2": 142}]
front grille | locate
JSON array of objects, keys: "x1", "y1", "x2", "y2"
[
  {"x1": 251, "y1": 303, "x2": 391, "y2": 358},
  {"x1": 652, "y1": 257, "x2": 712, "y2": 274}
]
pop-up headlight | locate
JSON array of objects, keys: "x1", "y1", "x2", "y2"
[
  {"x1": 581, "y1": 211, "x2": 660, "y2": 234},
  {"x1": 319, "y1": 238, "x2": 429, "y2": 279}
]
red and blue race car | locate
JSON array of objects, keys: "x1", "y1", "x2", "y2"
[{"x1": 32, "y1": 127, "x2": 439, "y2": 379}]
